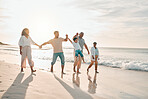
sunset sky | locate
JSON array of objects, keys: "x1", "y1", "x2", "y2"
[{"x1": 0, "y1": 0, "x2": 148, "y2": 48}]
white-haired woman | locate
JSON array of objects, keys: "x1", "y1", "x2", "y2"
[{"x1": 18, "y1": 28, "x2": 39, "y2": 72}]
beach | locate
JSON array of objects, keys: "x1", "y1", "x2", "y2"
[
  {"x1": 0, "y1": 60, "x2": 103, "y2": 99},
  {"x1": 0, "y1": 59, "x2": 148, "y2": 99},
  {"x1": 0, "y1": 45, "x2": 148, "y2": 99},
  {"x1": 1, "y1": 0, "x2": 148, "y2": 98}
]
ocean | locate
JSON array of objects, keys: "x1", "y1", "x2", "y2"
[{"x1": 0, "y1": 45, "x2": 148, "y2": 72}]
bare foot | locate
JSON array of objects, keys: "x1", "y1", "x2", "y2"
[
  {"x1": 32, "y1": 70, "x2": 36, "y2": 72},
  {"x1": 62, "y1": 72, "x2": 66, "y2": 74},
  {"x1": 77, "y1": 71, "x2": 81, "y2": 74},
  {"x1": 95, "y1": 71, "x2": 99, "y2": 73},
  {"x1": 83, "y1": 61, "x2": 86, "y2": 63}
]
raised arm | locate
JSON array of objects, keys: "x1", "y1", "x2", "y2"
[
  {"x1": 73, "y1": 33, "x2": 79, "y2": 40},
  {"x1": 68, "y1": 38, "x2": 73, "y2": 44},
  {"x1": 63, "y1": 34, "x2": 68, "y2": 41}
]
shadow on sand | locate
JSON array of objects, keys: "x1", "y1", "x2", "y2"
[
  {"x1": 2, "y1": 73, "x2": 33, "y2": 99},
  {"x1": 54, "y1": 74, "x2": 93, "y2": 99},
  {"x1": 87, "y1": 72, "x2": 97, "y2": 94}
]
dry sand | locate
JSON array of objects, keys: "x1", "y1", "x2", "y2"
[{"x1": 0, "y1": 60, "x2": 148, "y2": 99}]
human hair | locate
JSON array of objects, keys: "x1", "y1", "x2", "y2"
[
  {"x1": 54, "y1": 31, "x2": 59, "y2": 34},
  {"x1": 73, "y1": 37, "x2": 77, "y2": 41},
  {"x1": 21, "y1": 28, "x2": 29, "y2": 36},
  {"x1": 80, "y1": 32, "x2": 84, "y2": 35},
  {"x1": 93, "y1": 42, "x2": 97, "y2": 44}
]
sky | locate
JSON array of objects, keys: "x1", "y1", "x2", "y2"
[{"x1": 0, "y1": 0, "x2": 148, "y2": 48}]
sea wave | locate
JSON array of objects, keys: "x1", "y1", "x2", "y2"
[{"x1": 99, "y1": 60, "x2": 148, "y2": 72}]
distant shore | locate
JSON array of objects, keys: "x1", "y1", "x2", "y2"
[{"x1": 0, "y1": 42, "x2": 8, "y2": 45}]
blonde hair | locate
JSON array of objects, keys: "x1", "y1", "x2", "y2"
[
  {"x1": 54, "y1": 31, "x2": 59, "y2": 34},
  {"x1": 21, "y1": 28, "x2": 29, "y2": 36}
]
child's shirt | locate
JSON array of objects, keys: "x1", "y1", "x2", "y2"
[
  {"x1": 91, "y1": 47, "x2": 99, "y2": 56},
  {"x1": 72, "y1": 42, "x2": 82, "y2": 51},
  {"x1": 18, "y1": 36, "x2": 35, "y2": 47}
]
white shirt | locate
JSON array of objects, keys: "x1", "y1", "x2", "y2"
[
  {"x1": 72, "y1": 42, "x2": 82, "y2": 51},
  {"x1": 18, "y1": 36, "x2": 35, "y2": 47},
  {"x1": 91, "y1": 47, "x2": 99, "y2": 59},
  {"x1": 91, "y1": 47, "x2": 99, "y2": 56}
]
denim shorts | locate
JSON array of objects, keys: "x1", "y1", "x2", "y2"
[
  {"x1": 75, "y1": 50, "x2": 83, "y2": 57},
  {"x1": 51, "y1": 52, "x2": 65, "y2": 66}
]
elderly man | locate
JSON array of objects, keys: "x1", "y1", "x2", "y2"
[
  {"x1": 73, "y1": 32, "x2": 90, "y2": 73},
  {"x1": 40, "y1": 31, "x2": 68, "y2": 74}
]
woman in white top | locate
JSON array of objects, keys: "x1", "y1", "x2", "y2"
[
  {"x1": 18, "y1": 28, "x2": 39, "y2": 72},
  {"x1": 87, "y1": 42, "x2": 99, "y2": 73}
]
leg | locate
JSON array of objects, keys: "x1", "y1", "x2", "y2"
[
  {"x1": 51, "y1": 53, "x2": 58, "y2": 72},
  {"x1": 21, "y1": 56, "x2": 26, "y2": 72},
  {"x1": 75, "y1": 50, "x2": 80, "y2": 73},
  {"x1": 95, "y1": 61, "x2": 99, "y2": 73},
  {"x1": 21, "y1": 47, "x2": 27, "y2": 72},
  {"x1": 59, "y1": 53, "x2": 65, "y2": 74},
  {"x1": 79, "y1": 50, "x2": 85, "y2": 63},
  {"x1": 95, "y1": 55, "x2": 99, "y2": 73},
  {"x1": 73, "y1": 56, "x2": 78, "y2": 72},
  {"x1": 77, "y1": 55, "x2": 82, "y2": 73},
  {"x1": 81, "y1": 57, "x2": 86, "y2": 63},
  {"x1": 27, "y1": 47, "x2": 35, "y2": 72},
  {"x1": 87, "y1": 61, "x2": 94, "y2": 72}
]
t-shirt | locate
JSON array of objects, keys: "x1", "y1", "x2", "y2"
[
  {"x1": 47, "y1": 37, "x2": 65, "y2": 53},
  {"x1": 72, "y1": 42, "x2": 82, "y2": 51},
  {"x1": 78, "y1": 37, "x2": 85, "y2": 51},
  {"x1": 18, "y1": 36, "x2": 35, "y2": 47}
]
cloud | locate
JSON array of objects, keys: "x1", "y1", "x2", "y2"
[{"x1": 63, "y1": 0, "x2": 148, "y2": 47}]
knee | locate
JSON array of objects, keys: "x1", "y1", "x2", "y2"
[
  {"x1": 29, "y1": 60, "x2": 34, "y2": 66},
  {"x1": 75, "y1": 53, "x2": 78, "y2": 57},
  {"x1": 51, "y1": 61, "x2": 55, "y2": 65}
]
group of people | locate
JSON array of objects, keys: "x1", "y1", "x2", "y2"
[{"x1": 18, "y1": 28, "x2": 100, "y2": 74}]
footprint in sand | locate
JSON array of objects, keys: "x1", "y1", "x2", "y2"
[
  {"x1": 66, "y1": 70, "x2": 71, "y2": 72},
  {"x1": 0, "y1": 81, "x2": 2, "y2": 83}
]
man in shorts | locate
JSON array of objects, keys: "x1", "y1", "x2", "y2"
[{"x1": 40, "y1": 31, "x2": 68, "y2": 74}]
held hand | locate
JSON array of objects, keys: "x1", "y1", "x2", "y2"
[{"x1": 39, "y1": 45, "x2": 42, "y2": 49}]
